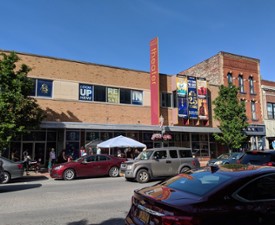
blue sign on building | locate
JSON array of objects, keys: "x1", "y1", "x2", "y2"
[{"x1": 79, "y1": 84, "x2": 93, "y2": 101}]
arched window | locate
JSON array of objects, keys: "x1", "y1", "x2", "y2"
[
  {"x1": 238, "y1": 75, "x2": 244, "y2": 92},
  {"x1": 227, "y1": 72, "x2": 233, "y2": 85},
  {"x1": 249, "y1": 76, "x2": 255, "y2": 94}
]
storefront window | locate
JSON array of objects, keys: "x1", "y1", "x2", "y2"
[
  {"x1": 86, "y1": 131, "x2": 100, "y2": 141},
  {"x1": 47, "y1": 132, "x2": 57, "y2": 141},
  {"x1": 100, "y1": 132, "x2": 113, "y2": 141}
]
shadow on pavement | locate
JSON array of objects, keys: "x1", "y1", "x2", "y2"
[
  {"x1": 11, "y1": 173, "x2": 50, "y2": 183},
  {"x1": 0, "y1": 183, "x2": 42, "y2": 193},
  {"x1": 67, "y1": 218, "x2": 124, "y2": 225}
]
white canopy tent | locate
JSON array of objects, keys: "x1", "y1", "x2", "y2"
[{"x1": 97, "y1": 135, "x2": 146, "y2": 155}]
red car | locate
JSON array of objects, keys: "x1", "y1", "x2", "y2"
[
  {"x1": 125, "y1": 165, "x2": 275, "y2": 225},
  {"x1": 50, "y1": 154, "x2": 125, "y2": 180}
]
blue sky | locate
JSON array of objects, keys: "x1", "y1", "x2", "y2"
[{"x1": 1, "y1": 0, "x2": 274, "y2": 81}]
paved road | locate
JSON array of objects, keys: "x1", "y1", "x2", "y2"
[{"x1": 0, "y1": 172, "x2": 159, "y2": 225}]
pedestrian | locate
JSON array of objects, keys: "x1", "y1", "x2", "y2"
[
  {"x1": 79, "y1": 146, "x2": 86, "y2": 157},
  {"x1": 11, "y1": 150, "x2": 19, "y2": 161},
  {"x1": 23, "y1": 150, "x2": 31, "y2": 175},
  {"x1": 88, "y1": 146, "x2": 94, "y2": 155},
  {"x1": 49, "y1": 148, "x2": 56, "y2": 171},
  {"x1": 58, "y1": 149, "x2": 67, "y2": 163}
]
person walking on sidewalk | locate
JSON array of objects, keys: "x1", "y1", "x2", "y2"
[{"x1": 48, "y1": 148, "x2": 56, "y2": 172}]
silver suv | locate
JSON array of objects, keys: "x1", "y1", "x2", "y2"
[{"x1": 120, "y1": 147, "x2": 200, "y2": 183}]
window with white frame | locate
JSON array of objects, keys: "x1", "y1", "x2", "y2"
[
  {"x1": 238, "y1": 75, "x2": 244, "y2": 93},
  {"x1": 227, "y1": 73, "x2": 233, "y2": 85},
  {"x1": 251, "y1": 101, "x2": 257, "y2": 120},
  {"x1": 249, "y1": 76, "x2": 255, "y2": 94},
  {"x1": 267, "y1": 103, "x2": 275, "y2": 119}
]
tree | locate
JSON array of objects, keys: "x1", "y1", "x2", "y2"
[
  {"x1": 0, "y1": 52, "x2": 45, "y2": 153},
  {"x1": 212, "y1": 85, "x2": 248, "y2": 152}
]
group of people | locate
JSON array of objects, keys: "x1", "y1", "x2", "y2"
[{"x1": 48, "y1": 146, "x2": 97, "y2": 171}]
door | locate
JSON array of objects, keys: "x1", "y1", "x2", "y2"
[
  {"x1": 35, "y1": 143, "x2": 45, "y2": 165},
  {"x1": 151, "y1": 150, "x2": 170, "y2": 177},
  {"x1": 167, "y1": 149, "x2": 181, "y2": 176}
]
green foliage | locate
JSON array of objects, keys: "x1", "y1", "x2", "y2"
[
  {"x1": 213, "y1": 85, "x2": 248, "y2": 151},
  {"x1": 0, "y1": 52, "x2": 45, "y2": 150}
]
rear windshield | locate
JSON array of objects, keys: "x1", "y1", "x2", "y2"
[
  {"x1": 240, "y1": 153, "x2": 271, "y2": 165},
  {"x1": 164, "y1": 171, "x2": 231, "y2": 196}
]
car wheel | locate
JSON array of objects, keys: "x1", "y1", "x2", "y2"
[
  {"x1": 180, "y1": 166, "x2": 191, "y2": 174},
  {"x1": 1, "y1": 171, "x2": 11, "y2": 184},
  {"x1": 136, "y1": 169, "x2": 150, "y2": 183},
  {"x1": 109, "y1": 166, "x2": 119, "y2": 177},
  {"x1": 63, "y1": 169, "x2": 75, "y2": 180}
]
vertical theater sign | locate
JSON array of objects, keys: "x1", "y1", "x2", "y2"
[{"x1": 150, "y1": 37, "x2": 160, "y2": 125}]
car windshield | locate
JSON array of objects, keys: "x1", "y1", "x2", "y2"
[
  {"x1": 229, "y1": 153, "x2": 243, "y2": 160},
  {"x1": 217, "y1": 153, "x2": 229, "y2": 159},
  {"x1": 136, "y1": 151, "x2": 153, "y2": 160},
  {"x1": 163, "y1": 171, "x2": 231, "y2": 196}
]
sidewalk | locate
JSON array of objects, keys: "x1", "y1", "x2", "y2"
[{"x1": 25, "y1": 168, "x2": 51, "y2": 178}]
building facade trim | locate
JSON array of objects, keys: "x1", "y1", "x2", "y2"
[{"x1": 40, "y1": 121, "x2": 221, "y2": 133}]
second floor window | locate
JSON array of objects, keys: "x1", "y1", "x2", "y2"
[
  {"x1": 238, "y1": 75, "x2": 244, "y2": 93},
  {"x1": 249, "y1": 76, "x2": 255, "y2": 94},
  {"x1": 161, "y1": 92, "x2": 172, "y2": 107},
  {"x1": 30, "y1": 78, "x2": 53, "y2": 98},
  {"x1": 251, "y1": 101, "x2": 257, "y2": 120},
  {"x1": 267, "y1": 103, "x2": 275, "y2": 119},
  {"x1": 227, "y1": 73, "x2": 233, "y2": 85}
]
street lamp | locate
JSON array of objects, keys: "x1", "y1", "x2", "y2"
[{"x1": 159, "y1": 115, "x2": 164, "y2": 147}]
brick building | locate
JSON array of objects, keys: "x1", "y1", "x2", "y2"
[
  {"x1": 1, "y1": 50, "x2": 220, "y2": 166},
  {"x1": 261, "y1": 80, "x2": 275, "y2": 149},
  {"x1": 180, "y1": 51, "x2": 266, "y2": 151},
  {"x1": 3, "y1": 50, "x2": 270, "y2": 165}
]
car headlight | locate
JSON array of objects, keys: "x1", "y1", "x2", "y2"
[
  {"x1": 126, "y1": 165, "x2": 133, "y2": 170},
  {"x1": 214, "y1": 160, "x2": 223, "y2": 165},
  {"x1": 53, "y1": 165, "x2": 63, "y2": 170}
]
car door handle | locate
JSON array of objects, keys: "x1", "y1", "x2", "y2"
[{"x1": 166, "y1": 160, "x2": 171, "y2": 163}]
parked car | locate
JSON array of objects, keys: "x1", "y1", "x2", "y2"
[
  {"x1": 125, "y1": 165, "x2": 275, "y2": 225},
  {"x1": 0, "y1": 159, "x2": 4, "y2": 182},
  {"x1": 120, "y1": 147, "x2": 200, "y2": 183},
  {"x1": 238, "y1": 149, "x2": 275, "y2": 166},
  {"x1": 207, "y1": 152, "x2": 244, "y2": 166},
  {"x1": 0, "y1": 156, "x2": 24, "y2": 184},
  {"x1": 50, "y1": 154, "x2": 126, "y2": 180}
]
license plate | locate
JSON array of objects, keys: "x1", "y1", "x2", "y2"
[{"x1": 138, "y1": 210, "x2": 150, "y2": 224}]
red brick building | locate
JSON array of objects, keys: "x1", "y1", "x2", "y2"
[{"x1": 180, "y1": 51, "x2": 265, "y2": 151}]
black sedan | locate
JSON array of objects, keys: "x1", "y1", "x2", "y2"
[
  {"x1": 125, "y1": 165, "x2": 275, "y2": 225},
  {"x1": 0, "y1": 156, "x2": 24, "y2": 184}
]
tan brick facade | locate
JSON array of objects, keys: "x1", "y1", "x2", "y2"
[{"x1": 15, "y1": 52, "x2": 153, "y2": 125}]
